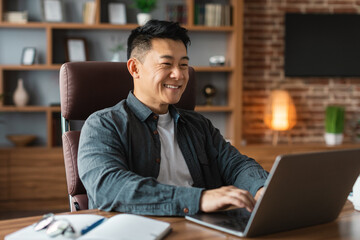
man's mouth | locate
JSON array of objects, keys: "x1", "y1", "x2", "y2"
[{"x1": 164, "y1": 84, "x2": 181, "y2": 89}]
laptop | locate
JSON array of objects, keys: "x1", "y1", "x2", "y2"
[{"x1": 186, "y1": 148, "x2": 360, "y2": 237}]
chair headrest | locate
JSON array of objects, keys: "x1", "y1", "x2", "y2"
[{"x1": 60, "y1": 61, "x2": 196, "y2": 120}]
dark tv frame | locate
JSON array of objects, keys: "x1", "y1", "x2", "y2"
[{"x1": 285, "y1": 13, "x2": 360, "y2": 77}]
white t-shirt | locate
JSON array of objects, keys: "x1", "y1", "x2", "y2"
[{"x1": 156, "y1": 112, "x2": 194, "y2": 187}]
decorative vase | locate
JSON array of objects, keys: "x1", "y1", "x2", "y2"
[
  {"x1": 111, "y1": 52, "x2": 126, "y2": 62},
  {"x1": 137, "y1": 13, "x2": 151, "y2": 25},
  {"x1": 13, "y1": 78, "x2": 29, "y2": 107},
  {"x1": 324, "y1": 132, "x2": 343, "y2": 145},
  {"x1": 111, "y1": 52, "x2": 121, "y2": 62}
]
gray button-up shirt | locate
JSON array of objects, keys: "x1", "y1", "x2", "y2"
[{"x1": 78, "y1": 92, "x2": 268, "y2": 216}]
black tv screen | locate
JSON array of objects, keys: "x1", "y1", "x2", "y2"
[{"x1": 285, "y1": 13, "x2": 360, "y2": 77}]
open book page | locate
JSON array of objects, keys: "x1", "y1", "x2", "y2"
[
  {"x1": 79, "y1": 214, "x2": 171, "y2": 240},
  {"x1": 5, "y1": 214, "x2": 104, "y2": 240}
]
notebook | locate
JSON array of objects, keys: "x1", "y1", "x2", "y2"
[
  {"x1": 6, "y1": 213, "x2": 171, "y2": 240},
  {"x1": 186, "y1": 148, "x2": 360, "y2": 237}
]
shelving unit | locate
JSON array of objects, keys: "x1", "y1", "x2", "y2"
[{"x1": 0, "y1": 0, "x2": 243, "y2": 149}]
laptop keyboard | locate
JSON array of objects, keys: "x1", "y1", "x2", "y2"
[
  {"x1": 216, "y1": 217, "x2": 248, "y2": 231},
  {"x1": 215, "y1": 208, "x2": 251, "y2": 232}
]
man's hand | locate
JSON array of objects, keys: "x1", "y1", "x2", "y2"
[
  {"x1": 254, "y1": 187, "x2": 265, "y2": 201},
  {"x1": 200, "y1": 186, "x2": 256, "y2": 213}
]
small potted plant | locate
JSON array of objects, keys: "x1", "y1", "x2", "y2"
[
  {"x1": 109, "y1": 43, "x2": 126, "y2": 62},
  {"x1": 132, "y1": 0, "x2": 157, "y2": 25},
  {"x1": 324, "y1": 105, "x2": 345, "y2": 145}
]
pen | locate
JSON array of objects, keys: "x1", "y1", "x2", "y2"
[{"x1": 81, "y1": 218, "x2": 106, "y2": 235}]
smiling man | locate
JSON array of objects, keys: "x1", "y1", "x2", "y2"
[{"x1": 78, "y1": 20, "x2": 268, "y2": 216}]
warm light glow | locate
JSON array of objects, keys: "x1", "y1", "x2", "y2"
[{"x1": 264, "y1": 90, "x2": 296, "y2": 131}]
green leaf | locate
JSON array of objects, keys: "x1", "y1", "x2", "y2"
[
  {"x1": 132, "y1": 0, "x2": 157, "y2": 13},
  {"x1": 325, "y1": 106, "x2": 345, "y2": 133}
]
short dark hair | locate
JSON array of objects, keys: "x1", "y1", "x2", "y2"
[{"x1": 127, "y1": 20, "x2": 191, "y2": 61}]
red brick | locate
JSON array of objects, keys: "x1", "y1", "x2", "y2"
[
  {"x1": 328, "y1": 0, "x2": 356, "y2": 4},
  {"x1": 246, "y1": 5, "x2": 270, "y2": 12},
  {"x1": 312, "y1": 0, "x2": 327, "y2": 3},
  {"x1": 278, "y1": 7, "x2": 303, "y2": 13},
  {"x1": 333, "y1": 7, "x2": 358, "y2": 13},
  {"x1": 244, "y1": 13, "x2": 280, "y2": 18},
  {"x1": 245, "y1": 65, "x2": 272, "y2": 71},
  {"x1": 247, "y1": 34, "x2": 274, "y2": 41},
  {"x1": 244, "y1": 43, "x2": 269, "y2": 48},
  {"x1": 305, "y1": 8, "x2": 332, "y2": 13},
  {"x1": 244, "y1": 0, "x2": 269, "y2": 4},
  {"x1": 287, "y1": 0, "x2": 311, "y2": 3}
]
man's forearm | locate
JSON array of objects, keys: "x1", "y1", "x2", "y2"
[{"x1": 83, "y1": 168, "x2": 204, "y2": 216}]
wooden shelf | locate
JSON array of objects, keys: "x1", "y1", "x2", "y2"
[
  {"x1": 0, "y1": 22, "x2": 137, "y2": 29},
  {"x1": 50, "y1": 22, "x2": 139, "y2": 30},
  {"x1": 193, "y1": 66, "x2": 234, "y2": 72},
  {"x1": 195, "y1": 105, "x2": 233, "y2": 112},
  {"x1": 0, "y1": 22, "x2": 48, "y2": 28},
  {"x1": 0, "y1": 22, "x2": 234, "y2": 32},
  {"x1": 0, "y1": 65, "x2": 60, "y2": 70},
  {"x1": 0, "y1": 146, "x2": 58, "y2": 150},
  {"x1": 0, "y1": 106, "x2": 60, "y2": 112},
  {"x1": 186, "y1": 25, "x2": 234, "y2": 32}
]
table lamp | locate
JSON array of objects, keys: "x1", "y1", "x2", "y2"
[{"x1": 264, "y1": 90, "x2": 297, "y2": 145}]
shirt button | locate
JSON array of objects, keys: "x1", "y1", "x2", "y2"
[
  {"x1": 183, "y1": 208, "x2": 189, "y2": 214},
  {"x1": 155, "y1": 158, "x2": 161, "y2": 164},
  {"x1": 153, "y1": 130, "x2": 158, "y2": 135},
  {"x1": 153, "y1": 115, "x2": 158, "y2": 120}
]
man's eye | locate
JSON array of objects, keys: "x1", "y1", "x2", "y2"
[
  {"x1": 161, "y1": 63, "x2": 172, "y2": 66},
  {"x1": 180, "y1": 64, "x2": 188, "y2": 69}
]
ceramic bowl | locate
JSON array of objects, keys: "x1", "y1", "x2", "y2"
[{"x1": 6, "y1": 134, "x2": 36, "y2": 147}]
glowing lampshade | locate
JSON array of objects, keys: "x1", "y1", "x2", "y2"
[{"x1": 264, "y1": 90, "x2": 297, "y2": 131}]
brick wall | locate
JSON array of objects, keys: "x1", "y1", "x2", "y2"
[{"x1": 243, "y1": 0, "x2": 360, "y2": 144}]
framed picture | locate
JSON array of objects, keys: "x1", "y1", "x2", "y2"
[
  {"x1": 21, "y1": 47, "x2": 36, "y2": 65},
  {"x1": 108, "y1": 3, "x2": 126, "y2": 24},
  {"x1": 65, "y1": 38, "x2": 88, "y2": 62},
  {"x1": 42, "y1": 0, "x2": 64, "y2": 22}
]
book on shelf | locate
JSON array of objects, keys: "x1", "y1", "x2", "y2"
[
  {"x1": 194, "y1": 3, "x2": 232, "y2": 27},
  {"x1": 4, "y1": 11, "x2": 28, "y2": 23},
  {"x1": 166, "y1": 4, "x2": 187, "y2": 24},
  {"x1": 83, "y1": 2, "x2": 96, "y2": 24},
  {"x1": 6, "y1": 213, "x2": 171, "y2": 240}
]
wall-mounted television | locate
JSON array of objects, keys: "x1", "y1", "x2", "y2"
[{"x1": 285, "y1": 13, "x2": 360, "y2": 77}]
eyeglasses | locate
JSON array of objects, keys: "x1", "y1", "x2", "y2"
[{"x1": 33, "y1": 213, "x2": 76, "y2": 238}]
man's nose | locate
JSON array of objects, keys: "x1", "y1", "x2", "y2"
[{"x1": 170, "y1": 66, "x2": 184, "y2": 79}]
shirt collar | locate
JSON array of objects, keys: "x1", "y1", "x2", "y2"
[
  {"x1": 126, "y1": 91, "x2": 153, "y2": 122},
  {"x1": 168, "y1": 105, "x2": 181, "y2": 124},
  {"x1": 126, "y1": 91, "x2": 183, "y2": 123}
]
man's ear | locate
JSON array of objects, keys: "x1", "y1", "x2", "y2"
[{"x1": 127, "y1": 58, "x2": 140, "y2": 79}]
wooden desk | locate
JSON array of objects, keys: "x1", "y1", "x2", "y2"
[{"x1": 0, "y1": 201, "x2": 359, "y2": 239}]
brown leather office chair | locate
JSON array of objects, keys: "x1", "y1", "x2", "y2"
[{"x1": 59, "y1": 61, "x2": 196, "y2": 211}]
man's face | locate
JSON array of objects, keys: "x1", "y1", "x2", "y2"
[{"x1": 132, "y1": 38, "x2": 189, "y2": 114}]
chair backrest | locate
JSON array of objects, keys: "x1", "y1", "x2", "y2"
[{"x1": 59, "y1": 61, "x2": 196, "y2": 211}]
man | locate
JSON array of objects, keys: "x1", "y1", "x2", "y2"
[{"x1": 78, "y1": 20, "x2": 268, "y2": 216}]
